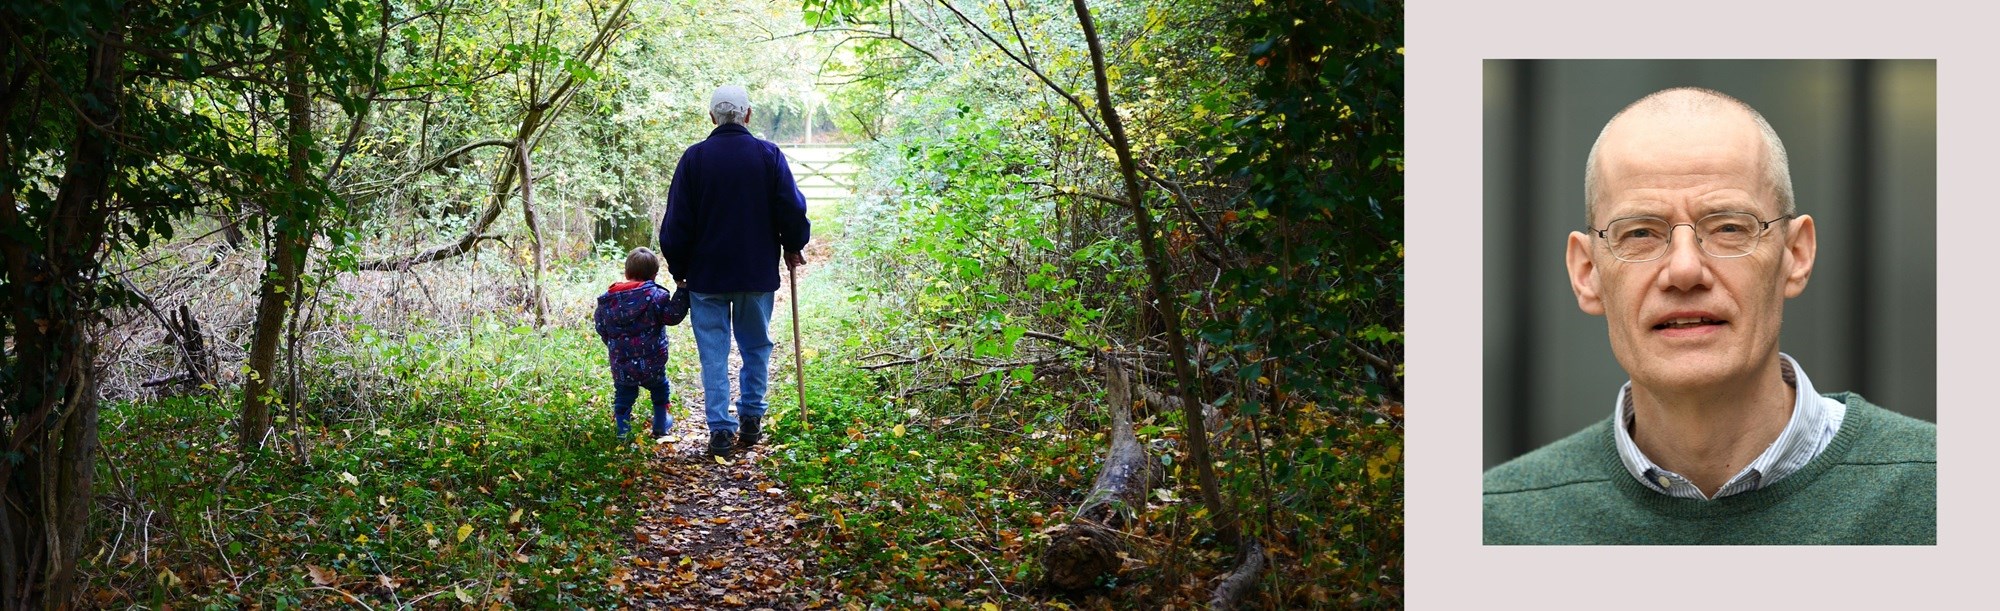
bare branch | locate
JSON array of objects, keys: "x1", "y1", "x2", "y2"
[
  {"x1": 1135, "y1": 163, "x2": 1235, "y2": 268},
  {"x1": 932, "y1": 0, "x2": 1116, "y2": 153},
  {"x1": 355, "y1": 0, "x2": 635, "y2": 270},
  {"x1": 1024, "y1": 180, "x2": 1131, "y2": 208}
]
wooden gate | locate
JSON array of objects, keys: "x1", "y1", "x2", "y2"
[{"x1": 781, "y1": 143, "x2": 858, "y2": 205}]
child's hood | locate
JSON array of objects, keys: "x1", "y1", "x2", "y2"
[{"x1": 607, "y1": 279, "x2": 651, "y2": 293}]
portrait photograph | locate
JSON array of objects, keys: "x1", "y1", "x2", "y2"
[{"x1": 1478, "y1": 59, "x2": 1937, "y2": 545}]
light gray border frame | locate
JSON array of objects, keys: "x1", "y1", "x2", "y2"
[{"x1": 1410, "y1": 1, "x2": 1986, "y2": 608}]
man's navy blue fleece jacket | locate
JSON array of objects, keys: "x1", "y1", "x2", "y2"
[{"x1": 659, "y1": 123, "x2": 812, "y2": 294}]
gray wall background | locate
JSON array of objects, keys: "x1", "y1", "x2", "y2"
[{"x1": 1482, "y1": 60, "x2": 1936, "y2": 469}]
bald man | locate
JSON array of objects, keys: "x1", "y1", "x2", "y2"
[{"x1": 1482, "y1": 87, "x2": 1935, "y2": 545}]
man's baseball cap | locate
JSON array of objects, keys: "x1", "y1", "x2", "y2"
[{"x1": 710, "y1": 85, "x2": 750, "y2": 115}]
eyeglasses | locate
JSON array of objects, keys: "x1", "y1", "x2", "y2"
[{"x1": 1587, "y1": 211, "x2": 1795, "y2": 263}]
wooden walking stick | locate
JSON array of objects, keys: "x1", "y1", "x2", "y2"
[{"x1": 789, "y1": 258, "x2": 808, "y2": 430}]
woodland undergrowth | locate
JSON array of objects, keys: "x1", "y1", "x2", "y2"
[{"x1": 82, "y1": 252, "x2": 663, "y2": 608}]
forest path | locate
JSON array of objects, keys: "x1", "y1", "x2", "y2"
[
  {"x1": 619, "y1": 433, "x2": 821, "y2": 609},
  {"x1": 620, "y1": 156, "x2": 848, "y2": 608}
]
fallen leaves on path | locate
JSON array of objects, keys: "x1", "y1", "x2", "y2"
[{"x1": 621, "y1": 433, "x2": 829, "y2": 609}]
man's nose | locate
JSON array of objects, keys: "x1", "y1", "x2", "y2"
[{"x1": 1658, "y1": 224, "x2": 1711, "y2": 291}]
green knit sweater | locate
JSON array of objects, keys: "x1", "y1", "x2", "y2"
[{"x1": 1483, "y1": 393, "x2": 1935, "y2": 545}]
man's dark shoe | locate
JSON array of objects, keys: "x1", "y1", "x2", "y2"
[
  {"x1": 707, "y1": 431, "x2": 735, "y2": 457},
  {"x1": 738, "y1": 415, "x2": 762, "y2": 449}
]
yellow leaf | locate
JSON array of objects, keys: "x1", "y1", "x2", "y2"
[
  {"x1": 424, "y1": 522, "x2": 435, "y2": 536},
  {"x1": 355, "y1": 534, "x2": 369, "y2": 544},
  {"x1": 831, "y1": 509, "x2": 847, "y2": 531},
  {"x1": 714, "y1": 455, "x2": 731, "y2": 465},
  {"x1": 892, "y1": 424, "x2": 906, "y2": 437},
  {"x1": 983, "y1": 603, "x2": 1000, "y2": 611},
  {"x1": 456, "y1": 523, "x2": 473, "y2": 543},
  {"x1": 1367, "y1": 456, "x2": 1393, "y2": 482},
  {"x1": 339, "y1": 471, "x2": 359, "y2": 486},
  {"x1": 509, "y1": 508, "x2": 523, "y2": 524}
]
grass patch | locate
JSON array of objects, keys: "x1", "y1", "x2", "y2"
[
  {"x1": 83, "y1": 314, "x2": 664, "y2": 608},
  {"x1": 763, "y1": 357, "x2": 1102, "y2": 607}
]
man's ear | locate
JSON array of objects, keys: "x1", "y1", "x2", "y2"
[
  {"x1": 1781, "y1": 214, "x2": 1817, "y2": 298},
  {"x1": 1566, "y1": 231, "x2": 1606, "y2": 316}
]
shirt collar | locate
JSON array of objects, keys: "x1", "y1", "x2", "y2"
[
  {"x1": 708, "y1": 123, "x2": 751, "y2": 138},
  {"x1": 1611, "y1": 353, "x2": 1847, "y2": 500}
]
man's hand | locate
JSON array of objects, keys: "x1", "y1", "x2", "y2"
[
  {"x1": 675, "y1": 279, "x2": 688, "y2": 290},
  {"x1": 785, "y1": 251, "x2": 806, "y2": 270}
]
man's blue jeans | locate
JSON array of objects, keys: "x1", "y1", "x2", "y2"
[
  {"x1": 611, "y1": 377, "x2": 672, "y2": 438},
  {"x1": 689, "y1": 291, "x2": 774, "y2": 434}
]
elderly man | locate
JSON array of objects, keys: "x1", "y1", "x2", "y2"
[
  {"x1": 1482, "y1": 87, "x2": 1935, "y2": 544},
  {"x1": 660, "y1": 85, "x2": 812, "y2": 457}
]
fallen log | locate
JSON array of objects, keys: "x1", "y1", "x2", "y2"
[
  {"x1": 1131, "y1": 380, "x2": 1222, "y2": 434},
  {"x1": 1208, "y1": 540, "x2": 1267, "y2": 610},
  {"x1": 1040, "y1": 355, "x2": 1158, "y2": 590}
]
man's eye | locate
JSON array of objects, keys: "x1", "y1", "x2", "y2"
[
  {"x1": 1618, "y1": 228, "x2": 1659, "y2": 240},
  {"x1": 1710, "y1": 223, "x2": 1749, "y2": 234}
]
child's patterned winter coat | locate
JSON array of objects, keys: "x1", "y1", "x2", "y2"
[{"x1": 592, "y1": 280, "x2": 689, "y2": 385}]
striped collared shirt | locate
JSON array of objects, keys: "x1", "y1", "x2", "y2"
[{"x1": 1611, "y1": 353, "x2": 1847, "y2": 500}]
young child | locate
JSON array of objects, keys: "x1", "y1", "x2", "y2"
[{"x1": 592, "y1": 247, "x2": 690, "y2": 439}]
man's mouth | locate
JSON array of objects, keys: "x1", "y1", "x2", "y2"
[{"x1": 1653, "y1": 317, "x2": 1726, "y2": 330}]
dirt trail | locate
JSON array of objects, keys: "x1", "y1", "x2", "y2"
[
  {"x1": 620, "y1": 436, "x2": 824, "y2": 609},
  {"x1": 620, "y1": 250, "x2": 833, "y2": 609}
]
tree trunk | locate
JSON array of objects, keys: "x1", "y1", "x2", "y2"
[
  {"x1": 1208, "y1": 540, "x2": 1268, "y2": 610},
  {"x1": 242, "y1": 4, "x2": 315, "y2": 453},
  {"x1": 517, "y1": 141, "x2": 546, "y2": 327},
  {"x1": 1070, "y1": 0, "x2": 1238, "y2": 548},
  {"x1": 0, "y1": 10, "x2": 125, "y2": 606},
  {"x1": 1040, "y1": 356, "x2": 1156, "y2": 590}
]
